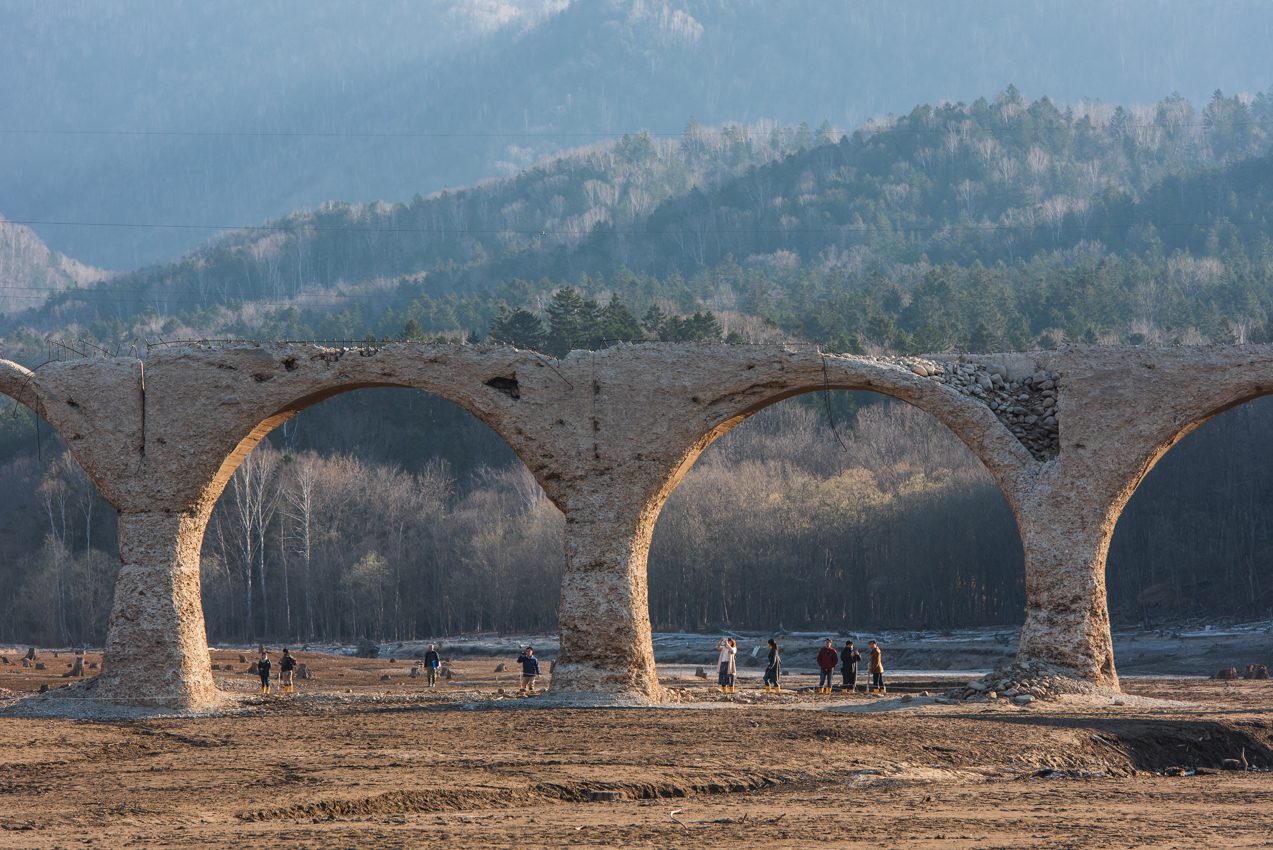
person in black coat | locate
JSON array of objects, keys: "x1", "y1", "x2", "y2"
[
  {"x1": 257, "y1": 651, "x2": 272, "y2": 695},
  {"x1": 763, "y1": 638, "x2": 781, "y2": 692},
  {"x1": 423, "y1": 644, "x2": 441, "y2": 688},
  {"x1": 279, "y1": 648, "x2": 296, "y2": 694},
  {"x1": 840, "y1": 640, "x2": 861, "y2": 693},
  {"x1": 517, "y1": 647, "x2": 540, "y2": 693}
]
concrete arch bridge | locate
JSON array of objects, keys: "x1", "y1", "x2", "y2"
[{"x1": 2, "y1": 341, "x2": 1267, "y2": 708}]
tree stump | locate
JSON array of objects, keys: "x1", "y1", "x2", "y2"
[
  {"x1": 246, "y1": 662, "x2": 259, "y2": 674},
  {"x1": 21, "y1": 658, "x2": 31, "y2": 667},
  {"x1": 62, "y1": 657, "x2": 84, "y2": 678},
  {"x1": 1, "y1": 656, "x2": 8, "y2": 664},
  {"x1": 34, "y1": 662, "x2": 46, "y2": 670},
  {"x1": 239, "y1": 654, "x2": 248, "y2": 663},
  {"x1": 211, "y1": 664, "x2": 221, "y2": 670},
  {"x1": 444, "y1": 668, "x2": 453, "y2": 680},
  {"x1": 1253, "y1": 664, "x2": 1270, "y2": 680},
  {"x1": 380, "y1": 674, "x2": 391, "y2": 681},
  {"x1": 1213, "y1": 667, "x2": 1240, "y2": 680},
  {"x1": 409, "y1": 666, "x2": 420, "y2": 678},
  {"x1": 495, "y1": 663, "x2": 506, "y2": 672},
  {"x1": 695, "y1": 666, "x2": 707, "y2": 679},
  {"x1": 24, "y1": 647, "x2": 36, "y2": 661},
  {"x1": 296, "y1": 664, "x2": 312, "y2": 679}
]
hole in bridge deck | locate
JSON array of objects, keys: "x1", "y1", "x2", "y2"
[{"x1": 485, "y1": 376, "x2": 521, "y2": 400}]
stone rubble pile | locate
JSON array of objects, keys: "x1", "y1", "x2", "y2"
[
  {"x1": 943, "y1": 660, "x2": 1101, "y2": 704},
  {"x1": 897, "y1": 357, "x2": 1061, "y2": 461}
]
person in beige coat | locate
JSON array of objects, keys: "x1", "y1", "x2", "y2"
[{"x1": 868, "y1": 640, "x2": 885, "y2": 693}]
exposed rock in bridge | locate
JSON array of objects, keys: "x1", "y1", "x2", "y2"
[{"x1": 2, "y1": 340, "x2": 1269, "y2": 708}]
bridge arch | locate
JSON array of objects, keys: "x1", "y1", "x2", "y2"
[{"x1": 550, "y1": 346, "x2": 1039, "y2": 701}]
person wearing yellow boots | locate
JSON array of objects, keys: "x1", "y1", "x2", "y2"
[
  {"x1": 279, "y1": 648, "x2": 296, "y2": 694},
  {"x1": 257, "y1": 650, "x2": 272, "y2": 695},
  {"x1": 715, "y1": 637, "x2": 737, "y2": 694},
  {"x1": 840, "y1": 640, "x2": 861, "y2": 694},
  {"x1": 868, "y1": 640, "x2": 886, "y2": 693},
  {"x1": 816, "y1": 639, "x2": 838, "y2": 694},
  {"x1": 763, "y1": 638, "x2": 781, "y2": 693}
]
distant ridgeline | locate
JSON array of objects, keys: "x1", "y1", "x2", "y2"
[{"x1": 9, "y1": 87, "x2": 1273, "y2": 365}]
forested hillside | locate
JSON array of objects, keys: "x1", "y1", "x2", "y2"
[
  {"x1": 12, "y1": 87, "x2": 1273, "y2": 362},
  {"x1": 9, "y1": 1, "x2": 1273, "y2": 269},
  {"x1": 4, "y1": 88, "x2": 1273, "y2": 644}
]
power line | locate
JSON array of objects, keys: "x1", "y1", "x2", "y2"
[
  {"x1": 0, "y1": 119, "x2": 1267, "y2": 140},
  {"x1": 1, "y1": 217, "x2": 1236, "y2": 236},
  {"x1": 0, "y1": 129, "x2": 685, "y2": 139}
]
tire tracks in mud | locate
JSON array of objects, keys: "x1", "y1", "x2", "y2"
[{"x1": 238, "y1": 773, "x2": 784, "y2": 822}]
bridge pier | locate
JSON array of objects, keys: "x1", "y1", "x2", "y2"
[
  {"x1": 551, "y1": 510, "x2": 664, "y2": 703},
  {"x1": 1014, "y1": 497, "x2": 1119, "y2": 686},
  {"x1": 95, "y1": 511, "x2": 220, "y2": 709}
]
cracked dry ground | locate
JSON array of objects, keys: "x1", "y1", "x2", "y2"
[{"x1": 2, "y1": 680, "x2": 1272, "y2": 849}]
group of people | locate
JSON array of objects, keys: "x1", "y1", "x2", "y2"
[
  {"x1": 255, "y1": 648, "x2": 297, "y2": 694},
  {"x1": 815, "y1": 638, "x2": 885, "y2": 693},
  {"x1": 716, "y1": 636, "x2": 885, "y2": 694},
  {"x1": 250, "y1": 643, "x2": 541, "y2": 696}
]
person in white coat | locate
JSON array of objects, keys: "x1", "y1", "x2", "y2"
[{"x1": 715, "y1": 637, "x2": 737, "y2": 694}]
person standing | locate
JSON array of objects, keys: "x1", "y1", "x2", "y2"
[
  {"x1": 840, "y1": 640, "x2": 861, "y2": 693},
  {"x1": 715, "y1": 637, "x2": 737, "y2": 694},
  {"x1": 868, "y1": 640, "x2": 885, "y2": 693},
  {"x1": 516, "y1": 646, "x2": 540, "y2": 693},
  {"x1": 423, "y1": 644, "x2": 441, "y2": 688},
  {"x1": 816, "y1": 639, "x2": 838, "y2": 694},
  {"x1": 257, "y1": 650, "x2": 272, "y2": 695},
  {"x1": 279, "y1": 648, "x2": 296, "y2": 694},
  {"x1": 763, "y1": 638, "x2": 781, "y2": 693}
]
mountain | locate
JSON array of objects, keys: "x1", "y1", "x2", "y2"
[
  {"x1": 14, "y1": 86, "x2": 1273, "y2": 363},
  {"x1": 0, "y1": 216, "x2": 112, "y2": 315},
  {"x1": 5, "y1": 0, "x2": 1273, "y2": 269}
]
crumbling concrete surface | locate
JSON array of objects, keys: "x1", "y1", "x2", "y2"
[{"x1": 3, "y1": 341, "x2": 1271, "y2": 708}]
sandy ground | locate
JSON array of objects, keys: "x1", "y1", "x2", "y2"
[{"x1": 1, "y1": 650, "x2": 1272, "y2": 848}]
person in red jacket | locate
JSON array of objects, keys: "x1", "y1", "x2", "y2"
[{"x1": 815, "y1": 638, "x2": 838, "y2": 694}]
